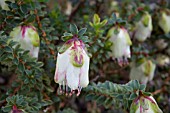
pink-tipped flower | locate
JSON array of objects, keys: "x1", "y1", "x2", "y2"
[
  {"x1": 130, "y1": 59, "x2": 156, "y2": 84},
  {"x1": 134, "y1": 12, "x2": 152, "y2": 42},
  {"x1": 130, "y1": 95, "x2": 163, "y2": 113},
  {"x1": 107, "y1": 27, "x2": 132, "y2": 66},
  {"x1": 10, "y1": 25, "x2": 40, "y2": 58},
  {"x1": 54, "y1": 37, "x2": 90, "y2": 96}
]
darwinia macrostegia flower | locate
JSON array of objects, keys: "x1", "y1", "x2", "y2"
[
  {"x1": 107, "y1": 26, "x2": 132, "y2": 66},
  {"x1": 10, "y1": 25, "x2": 40, "y2": 58},
  {"x1": 54, "y1": 35, "x2": 90, "y2": 96}
]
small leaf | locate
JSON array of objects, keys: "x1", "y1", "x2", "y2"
[
  {"x1": 93, "y1": 14, "x2": 100, "y2": 24},
  {"x1": 64, "y1": 32, "x2": 73, "y2": 37},
  {"x1": 69, "y1": 24, "x2": 78, "y2": 34},
  {"x1": 129, "y1": 93, "x2": 137, "y2": 100},
  {"x1": 78, "y1": 28, "x2": 87, "y2": 36},
  {"x1": 79, "y1": 36, "x2": 89, "y2": 43},
  {"x1": 4, "y1": 46, "x2": 12, "y2": 53},
  {"x1": 139, "y1": 84, "x2": 146, "y2": 91},
  {"x1": 111, "y1": 13, "x2": 117, "y2": 20},
  {"x1": 18, "y1": 63, "x2": 25, "y2": 73},
  {"x1": 26, "y1": 15, "x2": 35, "y2": 23},
  {"x1": 100, "y1": 19, "x2": 108, "y2": 26},
  {"x1": 2, "y1": 105, "x2": 12, "y2": 112}
]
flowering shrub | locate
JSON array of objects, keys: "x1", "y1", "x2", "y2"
[{"x1": 0, "y1": 0, "x2": 170, "y2": 113}]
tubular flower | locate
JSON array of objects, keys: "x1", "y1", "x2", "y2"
[
  {"x1": 54, "y1": 37, "x2": 90, "y2": 96},
  {"x1": 0, "y1": 0, "x2": 14, "y2": 10},
  {"x1": 0, "y1": 0, "x2": 9, "y2": 10},
  {"x1": 10, "y1": 25, "x2": 40, "y2": 58},
  {"x1": 130, "y1": 95, "x2": 163, "y2": 113},
  {"x1": 158, "y1": 10, "x2": 170, "y2": 34},
  {"x1": 107, "y1": 27, "x2": 132, "y2": 65},
  {"x1": 130, "y1": 59, "x2": 156, "y2": 84},
  {"x1": 134, "y1": 12, "x2": 152, "y2": 42}
]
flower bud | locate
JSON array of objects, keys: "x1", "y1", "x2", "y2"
[
  {"x1": 107, "y1": 27, "x2": 132, "y2": 66},
  {"x1": 10, "y1": 25, "x2": 40, "y2": 58},
  {"x1": 158, "y1": 10, "x2": 170, "y2": 34},
  {"x1": 130, "y1": 59, "x2": 156, "y2": 84},
  {"x1": 156, "y1": 54, "x2": 170, "y2": 67},
  {"x1": 130, "y1": 95, "x2": 163, "y2": 113},
  {"x1": 166, "y1": 47, "x2": 170, "y2": 56},
  {"x1": 0, "y1": 0, "x2": 14, "y2": 10},
  {"x1": 54, "y1": 37, "x2": 90, "y2": 96},
  {"x1": 155, "y1": 39, "x2": 168, "y2": 50},
  {"x1": 134, "y1": 12, "x2": 152, "y2": 42},
  {"x1": 0, "y1": 0, "x2": 9, "y2": 10}
]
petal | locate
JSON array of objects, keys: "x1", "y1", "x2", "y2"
[
  {"x1": 80, "y1": 50, "x2": 90, "y2": 87},
  {"x1": 54, "y1": 50, "x2": 70, "y2": 83},
  {"x1": 31, "y1": 47, "x2": 39, "y2": 58},
  {"x1": 66, "y1": 64, "x2": 80, "y2": 90},
  {"x1": 124, "y1": 46, "x2": 131, "y2": 58}
]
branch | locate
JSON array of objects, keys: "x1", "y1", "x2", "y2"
[{"x1": 68, "y1": 0, "x2": 85, "y2": 22}]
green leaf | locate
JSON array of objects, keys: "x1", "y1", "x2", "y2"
[
  {"x1": 20, "y1": 4, "x2": 28, "y2": 14},
  {"x1": 78, "y1": 28, "x2": 87, "y2": 36},
  {"x1": 18, "y1": 63, "x2": 25, "y2": 73},
  {"x1": 100, "y1": 19, "x2": 108, "y2": 26},
  {"x1": 69, "y1": 24, "x2": 78, "y2": 34},
  {"x1": 4, "y1": 46, "x2": 12, "y2": 53},
  {"x1": 93, "y1": 14, "x2": 100, "y2": 24},
  {"x1": 26, "y1": 15, "x2": 35, "y2": 23},
  {"x1": 129, "y1": 93, "x2": 137, "y2": 100},
  {"x1": 79, "y1": 36, "x2": 89, "y2": 43},
  {"x1": 2, "y1": 105, "x2": 12, "y2": 112},
  {"x1": 139, "y1": 84, "x2": 146, "y2": 91}
]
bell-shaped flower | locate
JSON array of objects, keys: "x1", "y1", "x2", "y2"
[
  {"x1": 134, "y1": 12, "x2": 152, "y2": 42},
  {"x1": 0, "y1": 0, "x2": 9, "y2": 10},
  {"x1": 158, "y1": 10, "x2": 170, "y2": 34},
  {"x1": 0, "y1": 0, "x2": 14, "y2": 10},
  {"x1": 156, "y1": 54, "x2": 170, "y2": 67},
  {"x1": 130, "y1": 59, "x2": 156, "y2": 84},
  {"x1": 107, "y1": 27, "x2": 132, "y2": 65},
  {"x1": 54, "y1": 37, "x2": 90, "y2": 96},
  {"x1": 10, "y1": 25, "x2": 40, "y2": 58},
  {"x1": 130, "y1": 95, "x2": 163, "y2": 113}
]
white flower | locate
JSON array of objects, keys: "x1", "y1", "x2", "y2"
[
  {"x1": 10, "y1": 26, "x2": 40, "y2": 58},
  {"x1": 155, "y1": 39, "x2": 168, "y2": 50},
  {"x1": 0, "y1": 0, "x2": 14, "y2": 10},
  {"x1": 156, "y1": 54, "x2": 170, "y2": 67},
  {"x1": 130, "y1": 95, "x2": 163, "y2": 113},
  {"x1": 158, "y1": 10, "x2": 170, "y2": 34},
  {"x1": 130, "y1": 59, "x2": 156, "y2": 84},
  {"x1": 54, "y1": 38, "x2": 90, "y2": 96},
  {"x1": 134, "y1": 12, "x2": 152, "y2": 42},
  {"x1": 107, "y1": 27, "x2": 132, "y2": 65}
]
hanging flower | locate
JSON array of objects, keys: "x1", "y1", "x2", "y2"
[
  {"x1": 158, "y1": 10, "x2": 170, "y2": 34},
  {"x1": 134, "y1": 12, "x2": 152, "y2": 42},
  {"x1": 130, "y1": 95, "x2": 163, "y2": 113},
  {"x1": 156, "y1": 54, "x2": 170, "y2": 67},
  {"x1": 10, "y1": 25, "x2": 40, "y2": 58},
  {"x1": 130, "y1": 59, "x2": 156, "y2": 84},
  {"x1": 107, "y1": 27, "x2": 132, "y2": 66},
  {"x1": 54, "y1": 36, "x2": 90, "y2": 96},
  {"x1": 0, "y1": 0, "x2": 9, "y2": 10},
  {"x1": 0, "y1": 0, "x2": 14, "y2": 10}
]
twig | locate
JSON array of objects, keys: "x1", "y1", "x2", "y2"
[
  {"x1": 68, "y1": 0, "x2": 85, "y2": 22},
  {"x1": 152, "y1": 75, "x2": 170, "y2": 95}
]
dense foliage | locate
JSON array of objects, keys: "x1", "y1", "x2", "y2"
[{"x1": 0, "y1": 0, "x2": 170, "y2": 113}]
